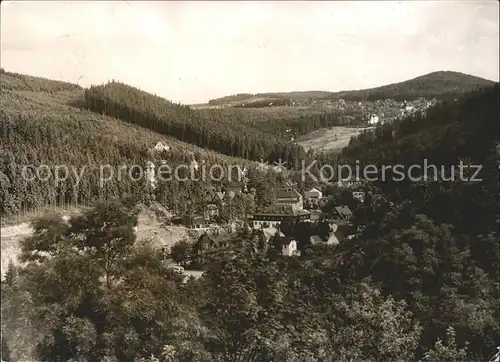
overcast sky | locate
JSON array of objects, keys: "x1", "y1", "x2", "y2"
[{"x1": 1, "y1": 1, "x2": 498, "y2": 104}]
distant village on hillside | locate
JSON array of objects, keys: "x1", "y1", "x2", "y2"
[{"x1": 195, "y1": 96, "x2": 439, "y2": 127}]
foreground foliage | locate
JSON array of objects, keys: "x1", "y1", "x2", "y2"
[{"x1": 2, "y1": 196, "x2": 497, "y2": 361}]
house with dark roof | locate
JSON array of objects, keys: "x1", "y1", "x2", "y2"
[
  {"x1": 273, "y1": 187, "x2": 303, "y2": 209},
  {"x1": 304, "y1": 187, "x2": 323, "y2": 200},
  {"x1": 334, "y1": 205, "x2": 353, "y2": 222},
  {"x1": 352, "y1": 191, "x2": 365, "y2": 203},
  {"x1": 182, "y1": 214, "x2": 206, "y2": 229},
  {"x1": 270, "y1": 236, "x2": 301, "y2": 256},
  {"x1": 281, "y1": 238, "x2": 300, "y2": 256},
  {"x1": 309, "y1": 235, "x2": 324, "y2": 245},
  {"x1": 310, "y1": 222, "x2": 346, "y2": 246},
  {"x1": 204, "y1": 204, "x2": 219, "y2": 221},
  {"x1": 252, "y1": 204, "x2": 310, "y2": 229}
]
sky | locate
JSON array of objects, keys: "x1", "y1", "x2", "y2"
[{"x1": 1, "y1": 1, "x2": 498, "y2": 104}]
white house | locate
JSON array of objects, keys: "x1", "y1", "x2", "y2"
[
  {"x1": 304, "y1": 187, "x2": 322, "y2": 200},
  {"x1": 368, "y1": 114, "x2": 380, "y2": 125},
  {"x1": 326, "y1": 233, "x2": 340, "y2": 245},
  {"x1": 282, "y1": 239, "x2": 299, "y2": 256},
  {"x1": 352, "y1": 191, "x2": 365, "y2": 203}
]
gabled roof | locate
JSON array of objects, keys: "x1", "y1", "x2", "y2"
[
  {"x1": 326, "y1": 233, "x2": 340, "y2": 245},
  {"x1": 335, "y1": 205, "x2": 353, "y2": 217},
  {"x1": 254, "y1": 204, "x2": 310, "y2": 217},
  {"x1": 305, "y1": 187, "x2": 322, "y2": 195},
  {"x1": 278, "y1": 236, "x2": 295, "y2": 246},
  {"x1": 310, "y1": 235, "x2": 324, "y2": 245},
  {"x1": 153, "y1": 141, "x2": 170, "y2": 151},
  {"x1": 183, "y1": 214, "x2": 204, "y2": 223}
]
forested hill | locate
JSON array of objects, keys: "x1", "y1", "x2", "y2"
[
  {"x1": 84, "y1": 81, "x2": 306, "y2": 163},
  {"x1": 2, "y1": 70, "x2": 500, "y2": 361},
  {"x1": 340, "y1": 83, "x2": 500, "y2": 166},
  {"x1": 208, "y1": 70, "x2": 495, "y2": 105},
  {"x1": 0, "y1": 70, "x2": 261, "y2": 220},
  {"x1": 325, "y1": 83, "x2": 500, "y2": 236},
  {"x1": 0, "y1": 68, "x2": 82, "y2": 92},
  {"x1": 208, "y1": 91, "x2": 333, "y2": 105},
  {"x1": 331, "y1": 71, "x2": 496, "y2": 101}
]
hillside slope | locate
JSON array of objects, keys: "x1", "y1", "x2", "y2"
[
  {"x1": 83, "y1": 81, "x2": 305, "y2": 163},
  {"x1": 208, "y1": 71, "x2": 495, "y2": 105},
  {"x1": 0, "y1": 71, "x2": 252, "y2": 220},
  {"x1": 330, "y1": 71, "x2": 495, "y2": 101},
  {"x1": 333, "y1": 84, "x2": 500, "y2": 236}
]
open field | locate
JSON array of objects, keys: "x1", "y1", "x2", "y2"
[{"x1": 297, "y1": 126, "x2": 375, "y2": 153}]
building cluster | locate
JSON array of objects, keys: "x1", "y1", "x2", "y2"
[
  {"x1": 176, "y1": 177, "x2": 371, "y2": 257},
  {"x1": 250, "y1": 180, "x2": 366, "y2": 257},
  {"x1": 176, "y1": 180, "x2": 366, "y2": 258},
  {"x1": 146, "y1": 139, "x2": 370, "y2": 259}
]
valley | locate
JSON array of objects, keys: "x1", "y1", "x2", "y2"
[{"x1": 1, "y1": 68, "x2": 499, "y2": 362}]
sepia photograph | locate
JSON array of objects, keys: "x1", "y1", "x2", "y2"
[{"x1": 1, "y1": 1, "x2": 499, "y2": 361}]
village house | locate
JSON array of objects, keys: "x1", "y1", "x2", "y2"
[
  {"x1": 310, "y1": 232, "x2": 341, "y2": 246},
  {"x1": 309, "y1": 222, "x2": 346, "y2": 247},
  {"x1": 192, "y1": 233, "x2": 232, "y2": 264},
  {"x1": 368, "y1": 114, "x2": 380, "y2": 125},
  {"x1": 182, "y1": 214, "x2": 206, "y2": 229},
  {"x1": 281, "y1": 238, "x2": 300, "y2": 257},
  {"x1": 190, "y1": 159, "x2": 199, "y2": 171},
  {"x1": 152, "y1": 141, "x2": 170, "y2": 153},
  {"x1": 352, "y1": 191, "x2": 366, "y2": 203},
  {"x1": 309, "y1": 235, "x2": 323, "y2": 245},
  {"x1": 204, "y1": 204, "x2": 219, "y2": 221},
  {"x1": 252, "y1": 204, "x2": 310, "y2": 229},
  {"x1": 337, "y1": 176, "x2": 364, "y2": 189},
  {"x1": 326, "y1": 231, "x2": 341, "y2": 245},
  {"x1": 304, "y1": 187, "x2": 323, "y2": 200},
  {"x1": 334, "y1": 205, "x2": 353, "y2": 222},
  {"x1": 309, "y1": 209, "x2": 324, "y2": 222},
  {"x1": 273, "y1": 187, "x2": 304, "y2": 210},
  {"x1": 224, "y1": 182, "x2": 245, "y2": 198}
]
